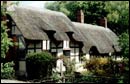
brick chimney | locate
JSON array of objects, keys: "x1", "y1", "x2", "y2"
[
  {"x1": 77, "y1": 9, "x2": 84, "y2": 23},
  {"x1": 97, "y1": 17, "x2": 107, "y2": 28}
]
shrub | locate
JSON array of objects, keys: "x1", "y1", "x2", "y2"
[
  {"x1": 84, "y1": 57, "x2": 114, "y2": 76},
  {"x1": 84, "y1": 57, "x2": 129, "y2": 83},
  {"x1": 1, "y1": 62, "x2": 15, "y2": 79},
  {"x1": 26, "y1": 51, "x2": 56, "y2": 80},
  {"x1": 63, "y1": 56, "x2": 76, "y2": 76}
]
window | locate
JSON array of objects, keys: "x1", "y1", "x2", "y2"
[
  {"x1": 58, "y1": 42, "x2": 63, "y2": 48},
  {"x1": 18, "y1": 36, "x2": 25, "y2": 49},
  {"x1": 28, "y1": 43, "x2": 34, "y2": 48},
  {"x1": 27, "y1": 41, "x2": 42, "y2": 53},
  {"x1": 63, "y1": 50, "x2": 70, "y2": 56},
  {"x1": 36, "y1": 42, "x2": 42, "y2": 48},
  {"x1": 16, "y1": 35, "x2": 26, "y2": 58},
  {"x1": 27, "y1": 49, "x2": 34, "y2": 53},
  {"x1": 70, "y1": 41, "x2": 80, "y2": 56}
]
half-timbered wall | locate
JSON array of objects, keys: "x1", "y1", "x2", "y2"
[{"x1": 70, "y1": 42, "x2": 80, "y2": 63}]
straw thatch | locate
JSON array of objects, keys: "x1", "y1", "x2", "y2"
[
  {"x1": 10, "y1": 7, "x2": 120, "y2": 54},
  {"x1": 72, "y1": 22, "x2": 120, "y2": 53},
  {"x1": 11, "y1": 7, "x2": 78, "y2": 40}
]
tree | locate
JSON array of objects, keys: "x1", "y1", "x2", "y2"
[
  {"x1": 45, "y1": 1, "x2": 108, "y2": 24},
  {"x1": 45, "y1": 1, "x2": 129, "y2": 35},
  {"x1": 118, "y1": 31, "x2": 129, "y2": 58},
  {"x1": 105, "y1": 1, "x2": 129, "y2": 35}
]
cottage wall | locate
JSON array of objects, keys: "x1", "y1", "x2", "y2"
[{"x1": 42, "y1": 40, "x2": 50, "y2": 50}]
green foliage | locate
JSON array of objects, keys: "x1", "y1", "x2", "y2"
[
  {"x1": 1, "y1": 2, "x2": 13, "y2": 59},
  {"x1": 105, "y1": 1, "x2": 129, "y2": 35},
  {"x1": 27, "y1": 51, "x2": 54, "y2": 62},
  {"x1": 84, "y1": 57, "x2": 111, "y2": 76},
  {"x1": 118, "y1": 32, "x2": 129, "y2": 58},
  {"x1": 45, "y1": 1, "x2": 129, "y2": 35},
  {"x1": 50, "y1": 71, "x2": 61, "y2": 82},
  {"x1": 60, "y1": 55, "x2": 76, "y2": 76},
  {"x1": 1, "y1": 20, "x2": 13, "y2": 59},
  {"x1": 45, "y1": 1, "x2": 107, "y2": 24},
  {"x1": 83, "y1": 57, "x2": 129, "y2": 83},
  {"x1": 1, "y1": 2, "x2": 15, "y2": 79},
  {"x1": 26, "y1": 51, "x2": 56, "y2": 80},
  {"x1": 1, "y1": 62, "x2": 15, "y2": 79}
]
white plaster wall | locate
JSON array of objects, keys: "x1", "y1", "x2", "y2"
[
  {"x1": 70, "y1": 56, "x2": 79, "y2": 63},
  {"x1": 85, "y1": 53, "x2": 90, "y2": 60},
  {"x1": 57, "y1": 49, "x2": 63, "y2": 57},
  {"x1": 47, "y1": 41, "x2": 50, "y2": 50},
  {"x1": 63, "y1": 40, "x2": 69, "y2": 49},
  {"x1": 42, "y1": 40, "x2": 50, "y2": 50},
  {"x1": 42, "y1": 40, "x2": 46, "y2": 50}
]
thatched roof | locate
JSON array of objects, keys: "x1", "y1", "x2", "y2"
[
  {"x1": 72, "y1": 22, "x2": 120, "y2": 53},
  {"x1": 11, "y1": 7, "x2": 79, "y2": 40},
  {"x1": 10, "y1": 7, "x2": 120, "y2": 54}
]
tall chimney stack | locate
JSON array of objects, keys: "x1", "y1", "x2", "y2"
[
  {"x1": 77, "y1": 9, "x2": 84, "y2": 23},
  {"x1": 97, "y1": 17, "x2": 107, "y2": 28}
]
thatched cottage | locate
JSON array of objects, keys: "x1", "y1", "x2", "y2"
[{"x1": 4, "y1": 7, "x2": 120, "y2": 77}]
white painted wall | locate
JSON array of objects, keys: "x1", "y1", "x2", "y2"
[
  {"x1": 57, "y1": 49, "x2": 63, "y2": 57},
  {"x1": 63, "y1": 40, "x2": 70, "y2": 49},
  {"x1": 70, "y1": 56, "x2": 79, "y2": 63},
  {"x1": 42, "y1": 40, "x2": 50, "y2": 50},
  {"x1": 85, "y1": 53, "x2": 90, "y2": 60}
]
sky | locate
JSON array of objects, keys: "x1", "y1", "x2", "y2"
[
  {"x1": 19, "y1": 1, "x2": 48, "y2": 9},
  {"x1": 7, "y1": 1, "x2": 54, "y2": 11}
]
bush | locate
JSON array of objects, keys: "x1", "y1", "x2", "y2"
[
  {"x1": 1, "y1": 62, "x2": 15, "y2": 79},
  {"x1": 84, "y1": 57, "x2": 129, "y2": 83},
  {"x1": 26, "y1": 51, "x2": 56, "y2": 80},
  {"x1": 62, "y1": 55, "x2": 76, "y2": 76},
  {"x1": 85, "y1": 57, "x2": 114, "y2": 76}
]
